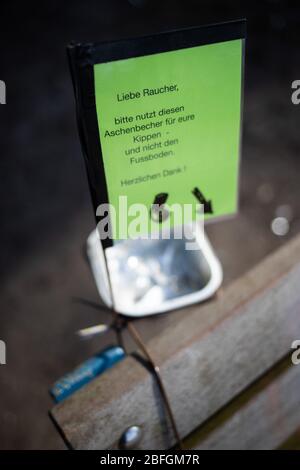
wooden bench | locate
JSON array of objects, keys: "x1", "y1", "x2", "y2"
[{"x1": 50, "y1": 233, "x2": 300, "y2": 449}]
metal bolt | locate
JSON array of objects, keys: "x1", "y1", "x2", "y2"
[{"x1": 119, "y1": 425, "x2": 142, "y2": 450}]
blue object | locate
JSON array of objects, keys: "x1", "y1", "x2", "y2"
[{"x1": 50, "y1": 345, "x2": 125, "y2": 403}]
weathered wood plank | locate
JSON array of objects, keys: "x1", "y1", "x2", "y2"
[
  {"x1": 184, "y1": 356, "x2": 300, "y2": 449},
  {"x1": 51, "y1": 234, "x2": 300, "y2": 449}
]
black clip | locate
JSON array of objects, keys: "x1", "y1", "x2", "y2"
[{"x1": 150, "y1": 193, "x2": 169, "y2": 223}]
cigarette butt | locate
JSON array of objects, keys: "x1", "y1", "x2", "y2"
[{"x1": 77, "y1": 324, "x2": 110, "y2": 339}]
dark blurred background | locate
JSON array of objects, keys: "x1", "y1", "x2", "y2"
[{"x1": 0, "y1": 0, "x2": 299, "y2": 449}]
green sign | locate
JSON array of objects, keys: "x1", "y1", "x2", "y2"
[{"x1": 94, "y1": 38, "x2": 243, "y2": 238}]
